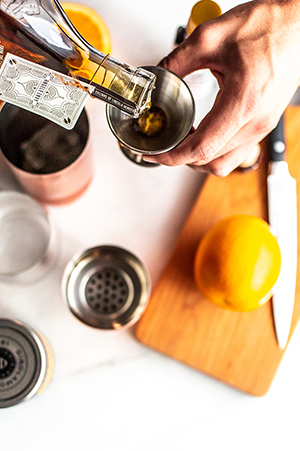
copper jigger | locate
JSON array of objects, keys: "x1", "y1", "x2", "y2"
[{"x1": 0, "y1": 104, "x2": 93, "y2": 204}]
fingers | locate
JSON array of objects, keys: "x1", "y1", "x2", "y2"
[
  {"x1": 143, "y1": 123, "x2": 265, "y2": 177},
  {"x1": 188, "y1": 141, "x2": 262, "y2": 177},
  {"x1": 143, "y1": 85, "x2": 260, "y2": 167}
]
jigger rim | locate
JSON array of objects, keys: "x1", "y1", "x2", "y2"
[{"x1": 106, "y1": 65, "x2": 195, "y2": 155}]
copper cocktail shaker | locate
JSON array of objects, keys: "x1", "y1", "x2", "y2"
[{"x1": 0, "y1": 104, "x2": 93, "y2": 204}]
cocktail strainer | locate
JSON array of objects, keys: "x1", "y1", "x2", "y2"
[{"x1": 62, "y1": 246, "x2": 151, "y2": 329}]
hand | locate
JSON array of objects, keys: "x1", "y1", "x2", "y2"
[{"x1": 144, "y1": 0, "x2": 300, "y2": 176}]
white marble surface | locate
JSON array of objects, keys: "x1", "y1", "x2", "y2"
[{"x1": 1, "y1": 0, "x2": 300, "y2": 449}]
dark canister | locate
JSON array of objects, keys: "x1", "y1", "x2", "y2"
[{"x1": 0, "y1": 319, "x2": 54, "y2": 408}]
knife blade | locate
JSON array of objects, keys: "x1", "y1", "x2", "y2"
[{"x1": 267, "y1": 113, "x2": 298, "y2": 349}]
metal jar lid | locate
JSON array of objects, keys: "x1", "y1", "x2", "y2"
[
  {"x1": 62, "y1": 245, "x2": 151, "y2": 330},
  {"x1": 0, "y1": 319, "x2": 53, "y2": 408}
]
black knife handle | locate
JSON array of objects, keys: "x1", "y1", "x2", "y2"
[{"x1": 267, "y1": 114, "x2": 286, "y2": 162}]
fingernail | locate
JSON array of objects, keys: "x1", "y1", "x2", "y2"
[{"x1": 142, "y1": 155, "x2": 156, "y2": 163}]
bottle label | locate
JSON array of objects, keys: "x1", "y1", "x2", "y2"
[
  {"x1": 90, "y1": 84, "x2": 136, "y2": 116},
  {"x1": 0, "y1": 53, "x2": 90, "y2": 129}
]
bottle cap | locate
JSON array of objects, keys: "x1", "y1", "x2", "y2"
[{"x1": 186, "y1": 0, "x2": 222, "y2": 35}]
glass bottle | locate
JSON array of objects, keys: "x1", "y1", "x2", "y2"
[{"x1": 0, "y1": 0, "x2": 155, "y2": 127}]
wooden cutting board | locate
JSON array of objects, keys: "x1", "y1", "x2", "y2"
[{"x1": 135, "y1": 106, "x2": 300, "y2": 396}]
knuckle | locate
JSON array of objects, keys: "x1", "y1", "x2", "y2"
[
  {"x1": 192, "y1": 143, "x2": 217, "y2": 165},
  {"x1": 192, "y1": 23, "x2": 215, "y2": 47},
  {"x1": 203, "y1": 145, "x2": 217, "y2": 164},
  {"x1": 253, "y1": 115, "x2": 277, "y2": 136},
  {"x1": 243, "y1": 93, "x2": 262, "y2": 119}
]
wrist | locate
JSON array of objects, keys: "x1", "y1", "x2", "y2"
[{"x1": 253, "y1": 0, "x2": 300, "y2": 85}]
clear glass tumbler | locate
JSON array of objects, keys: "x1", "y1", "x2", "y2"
[{"x1": 0, "y1": 191, "x2": 58, "y2": 283}]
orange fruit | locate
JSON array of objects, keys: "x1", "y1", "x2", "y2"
[
  {"x1": 194, "y1": 215, "x2": 281, "y2": 312},
  {"x1": 62, "y1": 3, "x2": 112, "y2": 54}
]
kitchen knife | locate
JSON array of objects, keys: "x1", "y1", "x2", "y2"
[{"x1": 267, "y1": 114, "x2": 298, "y2": 349}]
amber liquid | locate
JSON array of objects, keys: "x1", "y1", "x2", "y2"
[
  {"x1": 0, "y1": 11, "x2": 154, "y2": 116},
  {"x1": 132, "y1": 106, "x2": 167, "y2": 137},
  {"x1": 0, "y1": 11, "x2": 71, "y2": 74}
]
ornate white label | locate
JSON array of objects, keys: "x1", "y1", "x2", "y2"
[{"x1": 0, "y1": 53, "x2": 91, "y2": 129}]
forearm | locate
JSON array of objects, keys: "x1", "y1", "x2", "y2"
[{"x1": 252, "y1": 0, "x2": 300, "y2": 89}]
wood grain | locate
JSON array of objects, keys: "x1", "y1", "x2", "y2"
[{"x1": 135, "y1": 106, "x2": 300, "y2": 396}]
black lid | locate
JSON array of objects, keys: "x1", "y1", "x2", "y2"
[{"x1": 0, "y1": 319, "x2": 44, "y2": 408}]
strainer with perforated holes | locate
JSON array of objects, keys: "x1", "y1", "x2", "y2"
[{"x1": 62, "y1": 246, "x2": 151, "y2": 329}]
